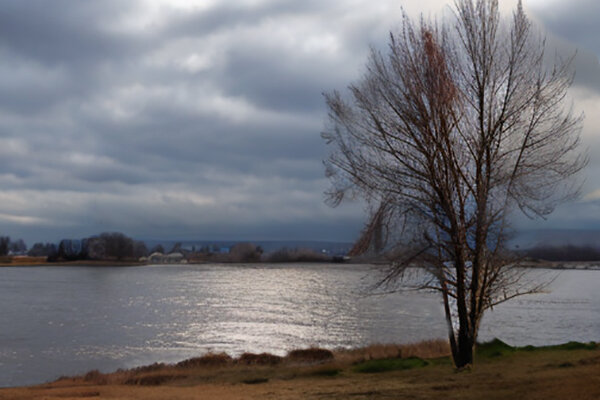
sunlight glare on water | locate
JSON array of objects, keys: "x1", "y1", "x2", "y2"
[{"x1": 0, "y1": 264, "x2": 598, "y2": 387}]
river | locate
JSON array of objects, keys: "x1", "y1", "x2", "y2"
[{"x1": 0, "y1": 263, "x2": 598, "y2": 387}]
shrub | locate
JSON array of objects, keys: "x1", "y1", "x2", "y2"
[
  {"x1": 286, "y1": 348, "x2": 334, "y2": 363},
  {"x1": 265, "y1": 248, "x2": 329, "y2": 263},
  {"x1": 237, "y1": 352, "x2": 282, "y2": 365},
  {"x1": 175, "y1": 353, "x2": 232, "y2": 368},
  {"x1": 131, "y1": 362, "x2": 166, "y2": 373},
  {"x1": 476, "y1": 338, "x2": 515, "y2": 358},
  {"x1": 83, "y1": 370, "x2": 108, "y2": 385}
]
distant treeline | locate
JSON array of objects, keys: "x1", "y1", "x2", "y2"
[
  {"x1": 6, "y1": 233, "x2": 600, "y2": 263},
  {"x1": 0, "y1": 232, "x2": 160, "y2": 262},
  {"x1": 522, "y1": 244, "x2": 600, "y2": 262},
  {"x1": 0, "y1": 233, "x2": 336, "y2": 263},
  {"x1": 0, "y1": 236, "x2": 26, "y2": 256}
]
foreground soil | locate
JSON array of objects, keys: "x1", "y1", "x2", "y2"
[{"x1": 1, "y1": 341, "x2": 599, "y2": 400}]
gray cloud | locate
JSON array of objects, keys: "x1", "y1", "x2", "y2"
[
  {"x1": 528, "y1": 0, "x2": 600, "y2": 56},
  {"x1": 0, "y1": 1, "x2": 145, "y2": 66},
  {"x1": 0, "y1": 0, "x2": 387, "y2": 244},
  {"x1": 526, "y1": 0, "x2": 600, "y2": 93},
  {"x1": 0, "y1": 0, "x2": 596, "y2": 244}
]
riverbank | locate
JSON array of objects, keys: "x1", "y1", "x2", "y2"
[
  {"x1": 1, "y1": 253, "x2": 600, "y2": 270},
  {"x1": 521, "y1": 260, "x2": 600, "y2": 270},
  {"x1": 3, "y1": 258, "x2": 600, "y2": 270},
  {"x1": 1, "y1": 340, "x2": 598, "y2": 399}
]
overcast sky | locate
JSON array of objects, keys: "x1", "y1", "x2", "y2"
[{"x1": 0, "y1": 0, "x2": 598, "y2": 244}]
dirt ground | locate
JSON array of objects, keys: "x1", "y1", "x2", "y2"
[{"x1": 1, "y1": 343, "x2": 599, "y2": 400}]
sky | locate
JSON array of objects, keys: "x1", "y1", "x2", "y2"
[{"x1": 0, "y1": 0, "x2": 598, "y2": 245}]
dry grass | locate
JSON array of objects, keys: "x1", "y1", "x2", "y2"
[
  {"x1": 0, "y1": 256, "x2": 48, "y2": 265},
  {"x1": 334, "y1": 339, "x2": 450, "y2": 364},
  {"x1": 2, "y1": 341, "x2": 599, "y2": 399},
  {"x1": 50, "y1": 343, "x2": 430, "y2": 388},
  {"x1": 237, "y1": 352, "x2": 283, "y2": 365},
  {"x1": 286, "y1": 348, "x2": 334, "y2": 363},
  {"x1": 10, "y1": 256, "x2": 48, "y2": 265},
  {"x1": 5, "y1": 342, "x2": 599, "y2": 400},
  {"x1": 175, "y1": 352, "x2": 233, "y2": 368},
  {"x1": 123, "y1": 372, "x2": 188, "y2": 386},
  {"x1": 82, "y1": 370, "x2": 108, "y2": 385}
]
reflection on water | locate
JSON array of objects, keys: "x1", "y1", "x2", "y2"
[
  {"x1": 480, "y1": 269, "x2": 600, "y2": 345},
  {"x1": 0, "y1": 264, "x2": 598, "y2": 387}
]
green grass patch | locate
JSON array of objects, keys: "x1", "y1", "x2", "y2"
[
  {"x1": 542, "y1": 342, "x2": 597, "y2": 351},
  {"x1": 517, "y1": 341, "x2": 597, "y2": 352},
  {"x1": 427, "y1": 356, "x2": 453, "y2": 367},
  {"x1": 353, "y1": 357, "x2": 428, "y2": 373},
  {"x1": 520, "y1": 345, "x2": 537, "y2": 352},
  {"x1": 476, "y1": 338, "x2": 515, "y2": 358},
  {"x1": 476, "y1": 339, "x2": 598, "y2": 359}
]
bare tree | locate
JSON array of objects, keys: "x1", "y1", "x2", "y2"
[
  {"x1": 323, "y1": 0, "x2": 586, "y2": 368},
  {"x1": 9, "y1": 239, "x2": 27, "y2": 255},
  {"x1": 0, "y1": 236, "x2": 10, "y2": 256},
  {"x1": 228, "y1": 242, "x2": 263, "y2": 263},
  {"x1": 99, "y1": 232, "x2": 134, "y2": 261}
]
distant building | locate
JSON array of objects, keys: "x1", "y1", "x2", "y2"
[
  {"x1": 147, "y1": 251, "x2": 187, "y2": 264},
  {"x1": 149, "y1": 252, "x2": 164, "y2": 263},
  {"x1": 166, "y1": 252, "x2": 186, "y2": 263}
]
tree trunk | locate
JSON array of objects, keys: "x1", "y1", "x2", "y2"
[
  {"x1": 452, "y1": 244, "x2": 473, "y2": 368},
  {"x1": 454, "y1": 328, "x2": 474, "y2": 368},
  {"x1": 441, "y1": 281, "x2": 459, "y2": 363}
]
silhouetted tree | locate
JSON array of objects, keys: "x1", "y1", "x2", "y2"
[
  {"x1": 133, "y1": 241, "x2": 148, "y2": 258},
  {"x1": 99, "y1": 232, "x2": 134, "y2": 260},
  {"x1": 9, "y1": 238, "x2": 26, "y2": 255},
  {"x1": 28, "y1": 242, "x2": 58, "y2": 258},
  {"x1": 58, "y1": 239, "x2": 84, "y2": 261},
  {"x1": 323, "y1": 0, "x2": 586, "y2": 368},
  {"x1": 229, "y1": 243, "x2": 262, "y2": 263},
  {"x1": 0, "y1": 236, "x2": 10, "y2": 256},
  {"x1": 84, "y1": 237, "x2": 105, "y2": 260}
]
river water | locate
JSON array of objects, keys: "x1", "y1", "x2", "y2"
[{"x1": 0, "y1": 264, "x2": 598, "y2": 387}]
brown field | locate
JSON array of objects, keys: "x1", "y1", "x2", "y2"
[
  {"x1": 1, "y1": 340, "x2": 599, "y2": 400},
  {"x1": 0, "y1": 256, "x2": 47, "y2": 265}
]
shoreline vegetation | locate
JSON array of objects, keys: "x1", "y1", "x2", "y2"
[
  {"x1": 0, "y1": 232, "x2": 351, "y2": 266},
  {"x1": 1, "y1": 339, "x2": 598, "y2": 399},
  {"x1": 3, "y1": 231, "x2": 600, "y2": 269}
]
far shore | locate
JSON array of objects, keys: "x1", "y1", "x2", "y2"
[
  {"x1": 0, "y1": 259, "x2": 346, "y2": 267},
  {"x1": 519, "y1": 260, "x2": 600, "y2": 270},
  {"x1": 1, "y1": 339, "x2": 598, "y2": 399},
  {"x1": 1, "y1": 257, "x2": 600, "y2": 270}
]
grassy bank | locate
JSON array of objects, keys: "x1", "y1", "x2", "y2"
[{"x1": 1, "y1": 339, "x2": 599, "y2": 399}]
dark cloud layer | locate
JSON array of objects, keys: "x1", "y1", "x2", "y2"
[
  {"x1": 528, "y1": 0, "x2": 600, "y2": 56},
  {"x1": 0, "y1": 0, "x2": 382, "y2": 243},
  {"x1": 0, "y1": 0, "x2": 597, "y2": 244}
]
